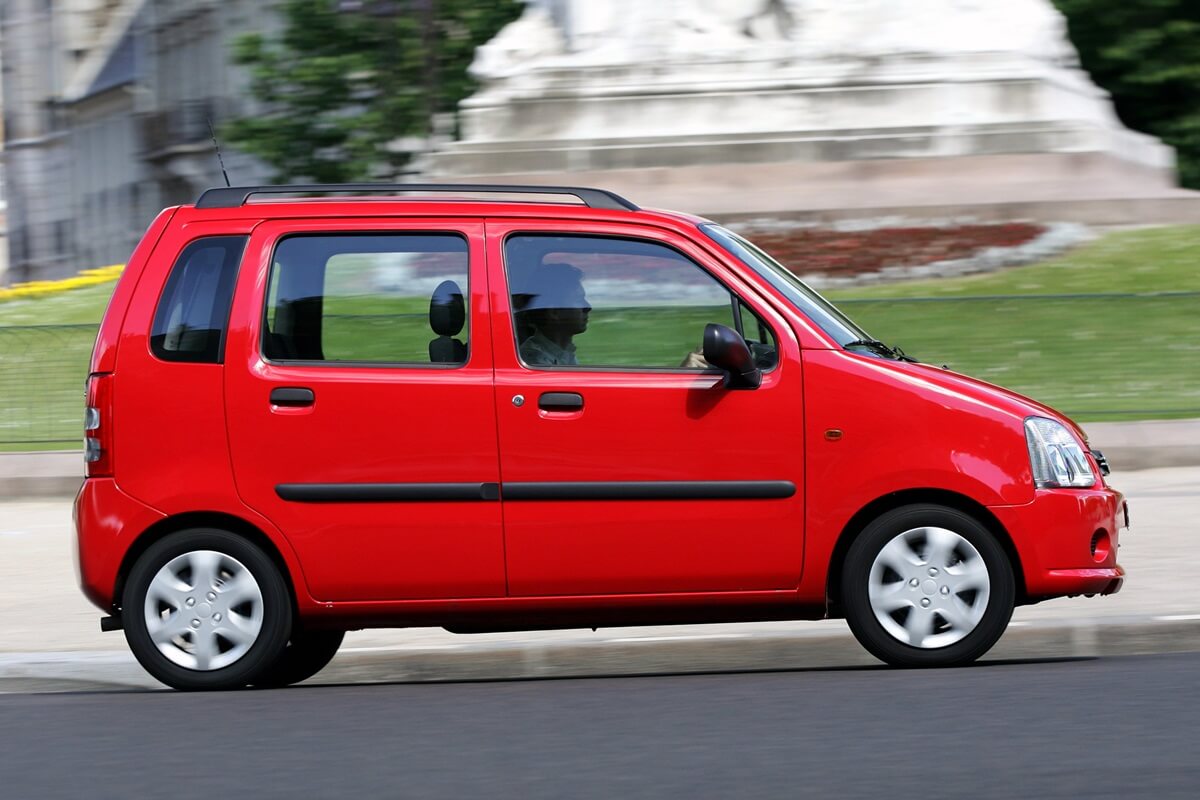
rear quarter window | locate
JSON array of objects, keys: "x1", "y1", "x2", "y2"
[{"x1": 150, "y1": 236, "x2": 247, "y2": 363}]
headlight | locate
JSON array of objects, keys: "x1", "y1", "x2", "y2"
[{"x1": 1025, "y1": 417, "x2": 1095, "y2": 488}]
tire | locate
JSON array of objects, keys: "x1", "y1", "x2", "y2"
[
  {"x1": 841, "y1": 504, "x2": 1015, "y2": 667},
  {"x1": 122, "y1": 529, "x2": 293, "y2": 691},
  {"x1": 253, "y1": 628, "x2": 345, "y2": 688}
]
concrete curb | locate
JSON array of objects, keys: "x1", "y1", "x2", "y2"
[
  {"x1": 2, "y1": 418, "x2": 1199, "y2": 499},
  {"x1": 3, "y1": 617, "x2": 1197, "y2": 694},
  {"x1": 0, "y1": 451, "x2": 83, "y2": 499},
  {"x1": 1081, "y1": 418, "x2": 1200, "y2": 471}
]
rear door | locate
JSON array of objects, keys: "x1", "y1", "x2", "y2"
[
  {"x1": 487, "y1": 219, "x2": 806, "y2": 597},
  {"x1": 224, "y1": 217, "x2": 505, "y2": 602}
]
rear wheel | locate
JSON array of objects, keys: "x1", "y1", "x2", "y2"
[
  {"x1": 122, "y1": 529, "x2": 292, "y2": 690},
  {"x1": 254, "y1": 628, "x2": 345, "y2": 688},
  {"x1": 842, "y1": 504, "x2": 1015, "y2": 667}
]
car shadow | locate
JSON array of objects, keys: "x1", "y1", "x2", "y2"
[{"x1": 11, "y1": 655, "x2": 1100, "y2": 697}]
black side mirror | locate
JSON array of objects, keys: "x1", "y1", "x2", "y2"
[{"x1": 703, "y1": 323, "x2": 762, "y2": 390}]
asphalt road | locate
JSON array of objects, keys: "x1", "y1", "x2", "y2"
[{"x1": 2, "y1": 652, "x2": 1197, "y2": 799}]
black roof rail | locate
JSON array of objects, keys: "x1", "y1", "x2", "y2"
[{"x1": 194, "y1": 183, "x2": 639, "y2": 212}]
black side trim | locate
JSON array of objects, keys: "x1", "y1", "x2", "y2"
[
  {"x1": 275, "y1": 481, "x2": 794, "y2": 503},
  {"x1": 277, "y1": 483, "x2": 500, "y2": 503},
  {"x1": 502, "y1": 481, "x2": 795, "y2": 501}
]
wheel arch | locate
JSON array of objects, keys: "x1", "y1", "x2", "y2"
[
  {"x1": 112, "y1": 512, "x2": 299, "y2": 613},
  {"x1": 824, "y1": 489, "x2": 1028, "y2": 617}
]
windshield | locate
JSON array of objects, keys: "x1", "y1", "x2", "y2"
[{"x1": 699, "y1": 223, "x2": 870, "y2": 346}]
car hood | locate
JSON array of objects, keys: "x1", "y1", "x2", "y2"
[{"x1": 874, "y1": 358, "x2": 1088, "y2": 440}]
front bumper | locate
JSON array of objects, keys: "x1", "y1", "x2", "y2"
[{"x1": 989, "y1": 483, "x2": 1127, "y2": 600}]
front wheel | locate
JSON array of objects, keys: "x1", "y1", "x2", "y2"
[
  {"x1": 122, "y1": 529, "x2": 293, "y2": 690},
  {"x1": 842, "y1": 504, "x2": 1015, "y2": 667}
]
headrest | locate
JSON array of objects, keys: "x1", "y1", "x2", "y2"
[
  {"x1": 429, "y1": 280, "x2": 466, "y2": 337},
  {"x1": 521, "y1": 263, "x2": 590, "y2": 311}
]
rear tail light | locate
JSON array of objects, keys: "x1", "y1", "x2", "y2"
[{"x1": 84, "y1": 373, "x2": 114, "y2": 477}]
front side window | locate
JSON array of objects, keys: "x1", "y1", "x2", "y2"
[
  {"x1": 264, "y1": 234, "x2": 469, "y2": 365},
  {"x1": 151, "y1": 236, "x2": 246, "y2": 363},
  {"x1": 504, "y1": 234, "x2": 777, "y2": 371},
  {"x1": 699, "y1": 223, "x2": 869, "y2": 346}
]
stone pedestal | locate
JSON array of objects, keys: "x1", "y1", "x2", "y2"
[{"x1": 427, "y1": 0, "x2": 1181, "y2": 218}]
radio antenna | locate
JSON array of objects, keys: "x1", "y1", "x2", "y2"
[{"x1": 207, "y1": 118, "x2": 232, "y2": 187}]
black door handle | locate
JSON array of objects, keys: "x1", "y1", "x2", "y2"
[
  {"x1": 538, "y1": 392, "x2": 584, "y2": 412},
  {"x1": 270, "y1": 387, "x2": 315, "y2": 407}
]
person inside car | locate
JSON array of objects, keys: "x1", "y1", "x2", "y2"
[{"x1": 517, "y1": 262, "x2": 591, "y2": 366}]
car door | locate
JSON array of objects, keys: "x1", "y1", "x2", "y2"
[
  {"x1": 487, "y1": 218, "x2": 806, "y2": 597},
  {"x1": 224, "y1": 217, "x2": 505, "y2": 602}
]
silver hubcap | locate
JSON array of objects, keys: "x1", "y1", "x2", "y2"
[
  {"x1": 143, "y1": 550, "x2": 264, "y2": 671},
  {"x1": 868, "y1": 527, "x2": 990, "y2": 649}
]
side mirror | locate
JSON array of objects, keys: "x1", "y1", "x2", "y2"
[{"x1": 703, "y1": 323, "x2": 761, "y2": 389}]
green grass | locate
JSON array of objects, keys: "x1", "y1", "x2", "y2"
[
  {"x1": 0, "y1": 324, "x2": 96, "y2": 448},
  {"x1": 315, "y1": 300, "x2": 732, "y2": 367},
  {"x1": 833, "y1": 295, "x2": 1198, "y2": 420},
  {"x1": 823, "y1": 226, "x2": 1200, "y2": 421},
  {"x1": 0, "y1": 281, "x2": 118, "y2": 326},
  {"x1": 2, "y1": 225, "x2": 1198, "y2": 448}
]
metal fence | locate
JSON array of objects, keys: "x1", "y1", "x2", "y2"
[
  {"x1": 0, "y1": 325, "x2": 97, "y2": 446},
  {"x1": 1, "y1": 291, "x2": 1197, "y2": 445}
]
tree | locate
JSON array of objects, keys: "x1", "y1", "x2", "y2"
[
  {"x1": 1053, "y1": 0, "x2": 1200, "y2": 187},
  {"x1": 223, "y1": 0, "x2": 522, "y2": 183}
]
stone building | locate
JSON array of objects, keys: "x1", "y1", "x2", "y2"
[
  {"x1": 2, "y1": 0, "x2": 78, "y2": 283},
  {"x1": 1, "y1": 0, "x2": 277, "y2": 284},
  {"x1": 1, "y1": 30, "x2": 7, "y2": 286}
]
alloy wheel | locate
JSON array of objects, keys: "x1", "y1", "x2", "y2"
[
  {"x1": 867, "y1": 526, "x2": 991, "y2": 649},
  {"x1": 143, "y1": 549, "x2": 265, "y2": 671}
]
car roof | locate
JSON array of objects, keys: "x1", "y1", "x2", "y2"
[
  {"x1": 176, "y1": 184, "x2": 711, "y2": 229},
  {"x1": 195, "y1": 183, "x2": 640, "y2": 211}
]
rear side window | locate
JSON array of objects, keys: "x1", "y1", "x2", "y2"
[
  {"x1": 263, "y1": 233, "x2": 469, "y2": 365},
  {"x1": 150, "y1": 236, "x2": 247, "y2": 363}
]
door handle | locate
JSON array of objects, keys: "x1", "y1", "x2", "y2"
[
  {"x1": 538, "y1": 392, "x2": 584, "y2": 412},
  {"x1": 270, "y1": 387, "x2": 315, "y2": 407}
]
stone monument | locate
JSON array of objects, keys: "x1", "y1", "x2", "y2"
[{"x1": 427, "y1": 0, "x2": 1180, "y2": 218}]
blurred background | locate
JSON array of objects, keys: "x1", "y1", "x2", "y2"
[{"x1": 0, "y1": 0, "x2": 1198, "y2": 447}]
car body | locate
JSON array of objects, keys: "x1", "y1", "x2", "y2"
[{"x1": 74, "y1": 184, "x2": 1126, "y2": 689}]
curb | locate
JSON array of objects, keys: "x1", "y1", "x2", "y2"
[
  {"x1": 1080, "y1": 419, "x2": 1200, "y2": 471},
  {"x1": 4, "y1": 617, "x2": 1197, "y2": 694},
  {"x1": 0, "y1": 451, "x2": 83, "y2": 499}
]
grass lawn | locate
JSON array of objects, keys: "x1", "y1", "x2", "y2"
[
  {"x1": 0, "y1": 282, "x2": 120, "y2": 448},
  {"x1": 824, "y1": 226, "x2": 1200, "y2": 421},
  {"x1": 2, "y1": 225, "x2": 1197, "y2": 448},
  {"x1": 0, "y1": 281, "x2": 120, "y2": 326}
]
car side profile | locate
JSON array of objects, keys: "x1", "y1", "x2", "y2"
[{"x1": 74, "y1": 184, "x2": 1127, "y2": 690}]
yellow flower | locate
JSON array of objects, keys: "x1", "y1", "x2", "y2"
[{"x1": 0, "y1": 264, "x2": 125, "y2": 302}]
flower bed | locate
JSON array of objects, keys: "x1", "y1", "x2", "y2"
[
  {"x1": 0, "y1": 265, "x2": 125, "y2": 302},
  {"x1": 736, "y1": 222, "x2": 1046, "y2": 279}
]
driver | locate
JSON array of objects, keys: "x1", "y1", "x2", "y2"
[{"x1": 517, "y1": 263, "x2": 591, "y2": 366}]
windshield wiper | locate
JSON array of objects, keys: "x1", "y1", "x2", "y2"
[{"x1": 843, "y1": 339, "x2": 919, "y2": 363}]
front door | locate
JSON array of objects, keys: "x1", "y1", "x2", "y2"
[
  {"x1": 487, "y1": 220, "x2": 806, "y2": 597},
  {"x1": 225, "y1": 218, "x2": 505, "y2": 602}
]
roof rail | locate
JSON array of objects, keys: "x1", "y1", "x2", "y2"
[{"x1": 194, "y1": 183, "x2": 639, "y2": 212}]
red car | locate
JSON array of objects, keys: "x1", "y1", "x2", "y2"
[{"x1": 74, "y1": 184, "x2": 1126, "y2": 690}]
